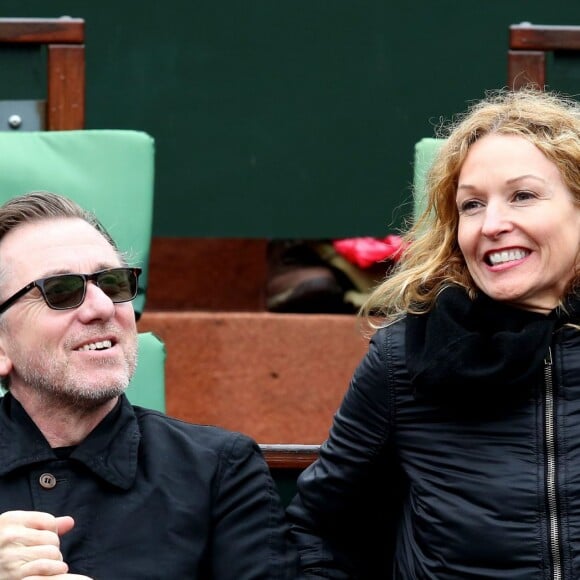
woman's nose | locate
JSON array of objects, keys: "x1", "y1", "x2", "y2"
[{"x1": 481, "y1": 203, "x2": 513, "y2": 237}]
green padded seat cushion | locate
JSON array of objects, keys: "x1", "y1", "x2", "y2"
[
  {"x1": 0, "y1": 130, "x2": 155, "y2": 316},
  {"x1": 126, "y1": 332, "x2": 166, "y2": 411},
  {"x1": 413, "y1": 137, "x2": 445, "y2": 222}
]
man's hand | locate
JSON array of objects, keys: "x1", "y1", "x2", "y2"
[{"x1": 0, "y1": 511, "x2": 92, "y2": 579}]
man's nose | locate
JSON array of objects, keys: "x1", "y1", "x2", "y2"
[{"x1": 77, "y1": 281, "x2": 116, "y2": 319}]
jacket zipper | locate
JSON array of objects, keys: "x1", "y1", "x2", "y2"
[{"x1": 544, "y1": 346, "x2": 562, "y2": 580}]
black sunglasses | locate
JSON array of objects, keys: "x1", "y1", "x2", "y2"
[{"x1": 0, "y1": 267, "x2": 142, "y2": 315}]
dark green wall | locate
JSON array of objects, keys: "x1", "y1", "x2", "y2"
[{"x1": 2, "y1": 1, "x2": 580, "y2": 237}]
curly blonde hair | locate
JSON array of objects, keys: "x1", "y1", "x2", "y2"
[{"x1": 361, "y1": 88, "x2": 580, "y2": 325}]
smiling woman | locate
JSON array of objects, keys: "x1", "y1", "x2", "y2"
[
  {"x1": 286, "y1": 89, "x2": 580, "y2": 579},
  {"x1": 455, "y1": 133, "x2": 580, "y2": 312}
]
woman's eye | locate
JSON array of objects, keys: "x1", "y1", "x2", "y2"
[
  {"x1": 513, "y1": 190, "x2": 536, "y2": 202},
  {"x1": 458, "y1": 199, "x2": 482, "y2": 213}
]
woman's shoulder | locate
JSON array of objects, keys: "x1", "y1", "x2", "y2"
[
  {"x1": 352, "y1": 315, "x2": 409, "y2": 388},
  {"x1": 369, "y1": 314, "x2": 408, "y2": 348}
]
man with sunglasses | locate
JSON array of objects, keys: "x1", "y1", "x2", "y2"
[{"x1": 0, "y1": 191, "x2": 298, "y2": 579}]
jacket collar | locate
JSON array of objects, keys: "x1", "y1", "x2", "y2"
[
  {"x1": 405, "y1": 286, "x2": 580, "y2": 409},
  {"x1": 0, "y1": 393, "x2": 141, "y2": 490}
]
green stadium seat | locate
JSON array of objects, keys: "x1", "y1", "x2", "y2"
[{"x1": 413, "y1": 137, "x2": 445, "y2": 221}]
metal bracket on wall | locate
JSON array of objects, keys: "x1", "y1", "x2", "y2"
[{"x1": 0, "y1": 100, "x2": 45, "y2": 131}]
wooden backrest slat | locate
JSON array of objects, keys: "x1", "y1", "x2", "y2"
[{"x1": 0, "y1": 18, "x2": 84, "y2": 44}]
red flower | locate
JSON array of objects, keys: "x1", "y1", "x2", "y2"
[{"x1": 333, "y1": 235, "x2": 406, "y2": 269}]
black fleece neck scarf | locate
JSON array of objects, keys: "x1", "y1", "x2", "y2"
[{"x1": 406, "y1": 285, "x2": 580, "y2": 406}]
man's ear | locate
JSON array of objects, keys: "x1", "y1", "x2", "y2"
[{"x1": 0, "y1": 335, "x2": 13, "y2": 377}]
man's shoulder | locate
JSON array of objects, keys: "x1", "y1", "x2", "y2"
[{"x1": 131, "y1": 405, "x2": 257, "y2": 456}]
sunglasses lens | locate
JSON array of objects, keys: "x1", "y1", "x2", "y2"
[
  {"x1": 96, "y1": 269, "x2": 138, "y2": 302},
  {"x1": 43, "y1": 275, "x2": 86, "y2": 309}
]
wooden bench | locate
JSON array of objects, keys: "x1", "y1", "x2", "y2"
[
  {"x1": 508, "y1": 22, "x2": 580, "y2": 89},
  {"x1": 0, "y1": 17, "x2": 85, "y2": 129}
]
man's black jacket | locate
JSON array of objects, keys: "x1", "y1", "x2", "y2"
[{"x1": 0, "y1": 393, "x2": 298, "y2": 579}]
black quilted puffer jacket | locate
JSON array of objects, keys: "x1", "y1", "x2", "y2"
[{"x1": 287, "y1": 287, "x2": 580, "y2": 579}]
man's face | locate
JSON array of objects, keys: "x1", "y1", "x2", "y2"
[{"x1": 0, "y1": 217, "x2": 138, "y2": 408}]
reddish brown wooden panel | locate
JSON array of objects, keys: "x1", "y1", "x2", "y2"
[
  {"x1": 137, "y1": 311, "x2": 369, "y2": 444},
  {"x1": 146, "y1": 237, "x2": 268, "y2": 311},
  {"x1": 507, "y1": 50, "x2": 545, "y2": 89},
  {"x1": 47, "y1": 44, "x2": 85, "y2": 130},
  {"x1": 0, "y1": 18, "x2": 84, "y2": 43}
]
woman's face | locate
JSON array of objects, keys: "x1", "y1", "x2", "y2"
[{"x1": 456, "y1": 133, "x2": 580, "y2": 313}]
